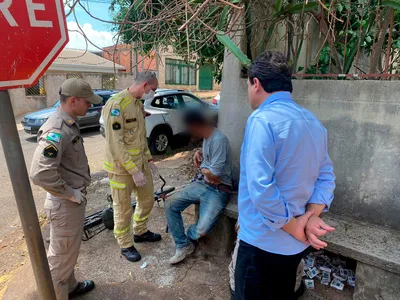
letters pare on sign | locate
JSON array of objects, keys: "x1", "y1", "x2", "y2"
[{"x1": 0, "y1": 0, "x2": 53, "y2": 28}]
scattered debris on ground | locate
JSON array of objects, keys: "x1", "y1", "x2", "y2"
[{"x1": 303, "y1": 250, "x2": 356, "y2": 294}]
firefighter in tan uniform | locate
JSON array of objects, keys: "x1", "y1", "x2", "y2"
[
  {"x1": 30, "y1": 79, "x2": 101, "y2": 300},
  {"x1": 102, "y1": 71, "x2": 161, "y2": 262}
]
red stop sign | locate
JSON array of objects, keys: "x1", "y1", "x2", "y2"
[{"x1": 0, "y1": 0, "x2": 68, "y2": 90}]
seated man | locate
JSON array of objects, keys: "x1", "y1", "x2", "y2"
[{"x1": 165, "y1": 110, "x2": 233, "y2": 264}]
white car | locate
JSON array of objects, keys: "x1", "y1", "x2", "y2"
[
  {"x1": 100, "y1": 89, "x2": 219, "y2": 154},
  {"x1": 212, "y1": 92, "x2": 220, "y2": 107}
]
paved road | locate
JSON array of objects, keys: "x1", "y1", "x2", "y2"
[{"x1": 0, "y1": 126, "x2": 105, "y2": 240}]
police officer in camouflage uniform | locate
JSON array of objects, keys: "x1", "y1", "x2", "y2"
[
  {"x1": 30, "y1": 78, "x2": 101, "y2": 300},
  {"x1": 102, "y1": 71, "x2": 161, "y2": 263}
]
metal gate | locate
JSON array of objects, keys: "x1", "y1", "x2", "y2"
[{"x1": 199, "y1": 65, "x2": 213, "y2": 90}]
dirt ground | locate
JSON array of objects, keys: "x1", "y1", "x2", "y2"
[
  {"x1": 1, "y1": 150, "x2": 235, "y2": 300},
  {"x1": 0, "y1": 129, "x2": 351, "y2": 300}
]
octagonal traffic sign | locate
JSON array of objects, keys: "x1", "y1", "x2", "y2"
[{"x1": 0, "y1": 0, "x2": 69, "y2": 89}]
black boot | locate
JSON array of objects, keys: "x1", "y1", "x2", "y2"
[
  {"x1": 121, "y1": 245, "x2": 142, "y2": 262},
  {"x1": 134, "y1": 231, "x2": 162, "y2": 243},
  {"x1": 69, "y1": 280, "x2": 95, "y2": 298}
]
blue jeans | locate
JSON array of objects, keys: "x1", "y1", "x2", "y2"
[{"x1": 165, "y1": 181, "x2": 230, "y2": 248}]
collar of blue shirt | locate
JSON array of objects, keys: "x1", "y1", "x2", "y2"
[{"x1": 260, "y1": 91, "x2": 293, "y2": 109}]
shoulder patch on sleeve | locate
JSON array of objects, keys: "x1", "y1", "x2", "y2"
[
  {"x1": 111, "y1": 108, "x2": 120, "y2": 117},
  {"x1": 112, "y1": 122, "x2": 121, "y2": 130},
  {"x1": 46, "y1": 132, "x2": 62, "y2": 143},
  {"x1": 72, "y1": 136, "x2": 81, "y2": 144},
  {"x1": 43, "y1": 145, "x2": 58, "y2": 158}
]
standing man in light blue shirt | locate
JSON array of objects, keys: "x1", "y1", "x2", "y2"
[{"x1": 235, "y1": 51, "x2": 336, "y2": 300}]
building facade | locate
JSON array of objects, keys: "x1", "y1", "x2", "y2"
[{"x1": 102, "y1": 44, "x2": 220, "y2": 91}]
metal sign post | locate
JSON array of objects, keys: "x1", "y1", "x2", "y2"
[{"x1": 0, "y1": 90, "x2": 56, "y2": 299}]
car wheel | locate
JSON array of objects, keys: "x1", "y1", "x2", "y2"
[{"x1": 150, "y1": 130, "x2": 170, "y2": 154}]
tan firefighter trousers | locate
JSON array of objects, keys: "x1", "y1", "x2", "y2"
[{"x1": 109, "y1": 167, "x2": 154, "y2": 249}]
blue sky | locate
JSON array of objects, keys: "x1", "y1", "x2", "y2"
[{"x1": 65, "y1": 2, "x2": 116, "y2": 50}]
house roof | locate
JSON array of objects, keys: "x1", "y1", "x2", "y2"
[{"x1": 49, "y1": 48, "x2": 126, "y2": 73}]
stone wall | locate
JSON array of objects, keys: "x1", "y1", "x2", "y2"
[{"x1": 220, "y1": 52, "x2": 400, "y2": 230}]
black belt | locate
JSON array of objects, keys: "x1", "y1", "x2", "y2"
[{"x1": 204, "y1": 181, "x2": 233, "y2": 194}]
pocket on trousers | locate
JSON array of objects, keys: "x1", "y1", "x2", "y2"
[
  {"x1": 48, "y1": 236, "x2": 73, "y2": 282},
  {"x1": 44, "y1": 200, "x2": 66, "y2": 227}
]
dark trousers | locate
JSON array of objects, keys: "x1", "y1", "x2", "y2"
[{"x1": 235, "y1": 240, "x2": 307, "y2": 300}]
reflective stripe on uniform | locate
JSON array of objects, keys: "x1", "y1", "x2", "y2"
[
  {"x1": 109, "y1": 180, "x2": 126, "y2": 190},
  {"x1": 144, "y1": 149, "x2": 151, "y2": 156},
  {"x1": 128, "y1": 149, "x2": 141, "y2": 156},
  {"x1": 120, "y1": 97, "x2": 132, "y2": 110},
  {"x1": 133, "y1": 213, "x2": 149, "y2": 223},
  {"x1": 119, "y1": 97, "x2": 129, "y2": 105},
  {"x1": 114, "y1": 225, "x2": 130, "y2": 237},
  {"x1": 123, "y1": 160, "x2": 137, "y2": 170},
  {"x1": 104, "y1": 161, "x2": 114, "y2": 172}
]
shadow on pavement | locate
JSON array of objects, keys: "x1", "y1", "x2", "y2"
[{"x1": 24, "y1": 136, "x2": 37, "y2": 143}]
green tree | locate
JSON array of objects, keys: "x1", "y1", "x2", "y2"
[
  {"x1": 109, "y1": 0, "x2": 239, "y2": 83},
  {"x1": 265, "y1": 0, "x2": 400, "y2": 76}
]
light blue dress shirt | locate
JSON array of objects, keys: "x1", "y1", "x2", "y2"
[{"x1": 238, "y1": 92, "x2": 335, "y2": 255}]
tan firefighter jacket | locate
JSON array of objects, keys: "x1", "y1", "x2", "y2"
[{"x1": 102, "y1": 89, "x2": 152, "y2": 176}]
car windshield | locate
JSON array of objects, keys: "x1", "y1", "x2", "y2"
[{"x1": 53, "y1": 100, "x2": 60, "y2": 108}]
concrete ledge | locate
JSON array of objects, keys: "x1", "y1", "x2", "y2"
[
  {"x1": 323, "y1": 214, "x2": 400, "y2": 275},
  {"x1": 224, "y1": 195, "x2": 238, "y2": 219},
  {"x1": 222, "y1": 197, "x2": 400, "y2": 276},
  {"x1": 354, "y1": 262, "x2": 400, "y2": 300}
]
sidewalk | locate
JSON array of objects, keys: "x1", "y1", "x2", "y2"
[{"x1": 194, "y1": 91, "x2": 219, "y2": 101}]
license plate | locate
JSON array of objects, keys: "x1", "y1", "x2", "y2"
[{"x1": 24, "y1": 126, "x2": 31, "y2": 131}]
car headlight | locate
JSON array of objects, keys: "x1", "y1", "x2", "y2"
[{"x1": 34, "y1": 118, "x2": 48, "y2": 125}]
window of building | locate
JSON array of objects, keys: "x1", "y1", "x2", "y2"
[
  {"x1": 165, "y1": 59, "x2": 196, "y2": 85},
  {"x1": 26, "y1": 77, "x2": 46, "y2": 96}
]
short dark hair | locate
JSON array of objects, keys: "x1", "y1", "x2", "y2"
[
  {"x1": 183, "y1": 110, "x2": 210, "y2": 127},
  {"x1": 248, "y1": 50, "x2": 293, "y2": 93},
  {"x1": 59, "y1": 88, "x2": 69, "y2": 103}
]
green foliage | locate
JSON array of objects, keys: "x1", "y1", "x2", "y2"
[
  {"x1": 110, "y1": 0, "x2": 235, "y2": 83},
  {"x1": 217, "y1": 33, "x2": 252, "y2": 66},
  {"x1": 303, "y1": 0, "x2": 400, "y2": 75}
]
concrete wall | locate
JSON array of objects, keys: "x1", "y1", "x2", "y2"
[
  {"x1": 115, "y1": 73, "x2": 134, "y2": 90},
  {"x1": 9, "y1": 73, "x2": 134, "y2": 117},
  {"x1": 9, "y1": 89, "x2": 47, "y2": 117},
  {"x1": 45, "y1": 74, "x2": 66, "y2": 106},
  {"x1": 83, "y1": 74, "x2": 102, "y2": 90},
  {"x1": 294, "y1": 80, "x2": 400, "y2": 231},
  {"x1": 220, "y1": 53, "x2": 400, "y2": 230}
]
